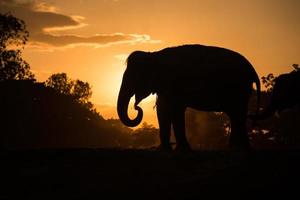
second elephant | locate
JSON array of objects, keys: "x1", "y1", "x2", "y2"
[{"x1": 254, "y1": 70, "x2": 300, "y2": 120}]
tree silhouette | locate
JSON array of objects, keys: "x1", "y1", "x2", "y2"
[
  {"x1": 262, "y1": 73, "x2": 276, "y2": 92},
  {"x1": 0, "y1": 80, "x2": 134, "y2": 149},
  {"x1": 0, "y1": 13, "x2": 162, "y2": 150},
  {"x1": 45, "y1": 73, "x2": 73, "y2": 95},
  {"x1": 0, "y1": 13, "x2": 34, "y2": 81},
  {"x1": 131, "y1": 122, "x2": 159, "y2": 148},
  {"x1": 45, "y1": 72, "x2": 93, "y2": 109},
  {"x1": 72, "y1": 79, "x2": 92, "y2": 104},
  {"x1": 292, "y1": 64, "x2": 299, "y2": 71}
]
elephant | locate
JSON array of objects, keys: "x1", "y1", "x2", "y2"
[
  {"x1": 117, "y1": 44, "x2": 261, "y2": 151},
  {"x1": 252, "y1": 70, "x2": 300, "y2": 120}
]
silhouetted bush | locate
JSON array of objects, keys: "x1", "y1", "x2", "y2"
[
  {"x1": 0, "y1": 80, "x2": 127, "y2": 149},
  {"x1": 131, "y1": 122, "x2": 160, "y2": 148}
]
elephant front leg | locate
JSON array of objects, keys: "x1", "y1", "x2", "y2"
[
  {"x1": 156, "y1": 97, "x2": 172, "y2": 151},
  {"x1": 172, "y1": 108, "x2": 191, "y2": 151}
]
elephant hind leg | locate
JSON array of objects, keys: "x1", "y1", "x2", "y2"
[{"x1": 228, "y1": 111, "x2": 250, "y2": 150}]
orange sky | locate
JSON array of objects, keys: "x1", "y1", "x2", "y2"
[{"x1": 1, "y1": 0, "x2": 300, "y2": 127}]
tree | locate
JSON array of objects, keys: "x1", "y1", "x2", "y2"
[
  {"x1": 73, "y1": 79, "x2": 92, "y2": 104},
  {"x1": 45, "y1": 73, "x2": 73, "y2": 95},
  {"x1": 131, "y1": 122, "x2": 159, "y2": 148},
  {"x1": 45, "y1": 72, "x2": 93, "y2": 109},
  {"x1": 261, "y1": 73, "x2": 276, "y2": 92},
  {"x1": 0, "y1": 13, "x2": 34, "y2": 81},
  {"x1": 292, "y1": 64, "x2": 299, "y2": 71}
]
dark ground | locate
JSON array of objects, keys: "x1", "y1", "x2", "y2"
[{"x1": 1, "y1": 148, "x2": 300, "y2": 199}]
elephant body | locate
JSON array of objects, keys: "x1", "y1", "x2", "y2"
[{"x1": 117, "y1": 44, "x2": 260, "y2": 150}]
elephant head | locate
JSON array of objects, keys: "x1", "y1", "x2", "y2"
[{"x1": 117, "y1": 51, "x2": 154, "y2": 127}]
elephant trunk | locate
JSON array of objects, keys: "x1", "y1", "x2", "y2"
[{"x1": 117, "y1": 84, "x2": 143, "y2": 127}]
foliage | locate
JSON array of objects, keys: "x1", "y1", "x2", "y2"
[
  {"x1": 106, "y1": 118, "x2": 133, "y2": 134},
  {"x1": 261, "y1": 73, "x2": 276, "y2": 92},
  {"x1": 73, "y1": 79, "x2": 92, "y2": 104},
  {"x1": 0, "y1": 13, "x2": 34, "y2": 81},
  {"x1": 0, "y1": 80, "x2": 128, "y2": 148},
  {"x1": 131, "y1": 122, "x2": 159, "y2": 148},
  {"x1": 45, "y1": 73, "x2": 73, "y2": 95},
  {"x1": 45, "y1": 73, "x2": 93, "y2": 108},
  {"x1": 0, "y1": 13, "x2": 29, "y2": 49},
  {"x1": 292, "y1": 64, "x2": 299, "y2": 71}
]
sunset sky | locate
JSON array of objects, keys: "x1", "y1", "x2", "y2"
[{"x1": 1, "y1": 0, "x2": 300, "y2": 127}]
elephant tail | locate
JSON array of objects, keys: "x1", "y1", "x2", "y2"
[
  {"x1": 254, "y1": 72, "x2": 261, "y2": 115},
  {"x1": 247, "y1": 66, "x2": 261, "y2": 121}
]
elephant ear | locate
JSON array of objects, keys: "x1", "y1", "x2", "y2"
[
  {"x1": 127, "y1": 51, "x2": 150, "y2": 70},
  {"x1": 145, "y1": 53, "x2": 164, "y2": 92},
  {"x1": 128, "y1": 51, "x2": 157, "y2": 92},
  {"x1": 143, "y1": 54, "x2": 159, "y2": 94}
]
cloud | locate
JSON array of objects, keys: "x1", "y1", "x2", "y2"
[
  {"x1": 0, "y1": 0, "x2": 161, "y2": 49},
  {"x1": 0, "y1": 0, "x2": 84, "y2": 33},
  {"x1": 30, "y1": 33, "x2": 161, "y2": 48}
]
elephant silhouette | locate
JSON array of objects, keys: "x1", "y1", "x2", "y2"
[
  {"x1": 253, "y1": 69, "x2": 300, "y2": 120},
  {"x1": 117, "y1": 44, "x2": 260, "y2": 151}
]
